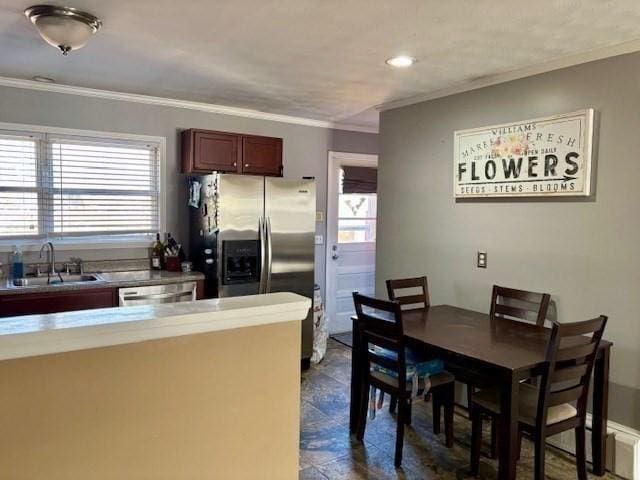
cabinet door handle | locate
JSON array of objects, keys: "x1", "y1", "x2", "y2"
[
  {"x1": 245, "y1": 163, "x2": 250, "y2": 168},
  {"x1": 233, "y1": 161, "x2": 237, "y2": 167}
]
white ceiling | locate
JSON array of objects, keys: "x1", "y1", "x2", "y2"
[{"x1": 1, "y1": 1, "x2": 640, "y2": 130}]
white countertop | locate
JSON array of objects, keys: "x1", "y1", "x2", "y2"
[{"x1": 0, "y1": 292, "x2": 311, "y2": 361}]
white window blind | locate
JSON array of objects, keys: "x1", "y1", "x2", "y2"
[
  {"x1": 0, "y1": 128, "x2": 161, "y2": 241},
  {"x1": 0, "y1": 132, "x2": 40, "y2": 238}
]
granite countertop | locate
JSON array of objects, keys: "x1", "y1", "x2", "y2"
[
  {"x1": 0, "y1": 292, "x2": 311, "y2": 361},
  {"x1": 0, "y1": 270, "x2": 205, "y2": 296}
]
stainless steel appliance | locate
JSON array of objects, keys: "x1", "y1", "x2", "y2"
[
  {"x1": 118, "y1": 282, "x2": 197, "y2": 306},
  {"x1": 189, "y1": 174, "x2": 316, "y2": 362}
]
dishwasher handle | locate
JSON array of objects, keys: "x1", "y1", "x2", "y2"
[
  {"x1": 121, "y1": 290, "x2": 194, "y2": 301},
  {"x1": 118, "y1": 282, "x2": 197, "y2": 306}
]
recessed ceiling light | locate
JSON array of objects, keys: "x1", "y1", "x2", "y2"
[
  {"x1": 385, "y1": 55, "x2": 416, "y2": 68},
  {"x1": 32, "y1": 75, "x2": 56, "y2": 83}
]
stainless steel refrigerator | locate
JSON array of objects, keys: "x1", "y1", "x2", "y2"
[{"x1": 189, "y1": 173, "x2": 316, "y2": 363}]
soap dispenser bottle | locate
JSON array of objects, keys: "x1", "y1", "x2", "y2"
[{"x1": 11, "y1": 245, "x2": 24, "y2": 279}]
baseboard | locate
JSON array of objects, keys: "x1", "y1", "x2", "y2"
[{"x1": 547, "y1": 414, "x2": 640, "y2": 480}]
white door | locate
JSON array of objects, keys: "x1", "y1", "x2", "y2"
[{"x1": 326, "y1": 151, "x2": 378, "y2": 334}]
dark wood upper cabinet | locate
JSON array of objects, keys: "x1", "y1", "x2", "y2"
[
  {"x1": 182, "y1": 130, "x2": 240, "y2": 174},
  {"x1": 241, "y1": 135, "x2": 283, "y2": 176},
  {"x1": 181, "y1": 129, "x2": 282, "y2": 176}
]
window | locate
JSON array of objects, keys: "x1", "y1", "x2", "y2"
[
  {"x1": 0, "y1": 127, "x2": 162, "y2": 244},
  {"x1": 0, "y1": 133, "x2": 39, "y2": 238},
  {"x1": 337, "y1": 168, "x2": 377, "y2": 243}
]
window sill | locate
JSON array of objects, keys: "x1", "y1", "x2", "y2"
[{"x1": 0, "y1": 238, "x2": 153, "y2": 253}]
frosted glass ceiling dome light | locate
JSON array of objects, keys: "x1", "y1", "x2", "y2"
[
  {"x1": 385, "y1": 55, "x2": 416, "y2": 68},
  {"x1": 25, "y1": 5, "x2": 102, "y2": 55}
]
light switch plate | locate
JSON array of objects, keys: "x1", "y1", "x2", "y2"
[
  {"x1": 477, "y1": 251, "x2": 487, "y2": 268},
  {"x1": 315, "y1": 211, "x2": 324, "y2": 222},
  {"x1": 315, "y1": 235, "x2": 324, "y2": 245}
]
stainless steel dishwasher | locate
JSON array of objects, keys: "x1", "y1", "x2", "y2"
[{"x1": 118, "y1": 282, "x2": 197, "y2": 306}]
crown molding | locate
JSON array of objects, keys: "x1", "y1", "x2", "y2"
[
  {"x1": 0, "y1": 76, "x2": 379, "y2": 134},
  {"x1": 377, "y1": 38, "x2": 640, "y2": 113}
]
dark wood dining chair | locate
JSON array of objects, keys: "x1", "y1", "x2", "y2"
[
  {"x1": 353, "y1": 292, "x2": 455, "y2": 467},
  {"x1": 383, "y1": 276, "x2": 430, "y2": 414},
  {"x1": 385, "y1": 276, "x2": 455, "y2": 441},
  {"x1": 470, "y1": 315, "x2": 608, "y2": 480},
  {"x1": 467, "y1": 285, "x2": 552, "y2": 457},
  {"x1": 490, "y1": 285, "x2": 551, "y2": 326},
  {"x1": 386, "y1": 276, "x2": 430, "y2": 311}
]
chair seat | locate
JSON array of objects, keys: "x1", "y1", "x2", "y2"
[
  {"x1": 472, "y1": 383, "x2": 578, "y2": 426},
  {"x1": 371, "y1": 370, "x2": 455, "y2": 391},
  {"x1": 368, "y1": 345, "x2": 433, "y2": 365}
]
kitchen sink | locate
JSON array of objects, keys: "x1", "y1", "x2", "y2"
[
  {"x1": 98, "y1": 270, "x2": 155, "y2": 282},
  {"x1": 9, "y1": 274, "x2": 104, "y2": 288}
]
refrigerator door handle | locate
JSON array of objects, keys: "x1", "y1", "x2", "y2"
[
  {"x1": 259, "y1": 216, "x2": 267, "y2": 294},
  {"x1": 265, "y1": 216, "x2": 273, "y2": 293}
]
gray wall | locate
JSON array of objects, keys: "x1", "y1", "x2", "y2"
[
  {"x1": 0, "y1": 84, "x2": 378, "y2": 296},
  {"x1": 377, "y1": 52, "x2": 640, "y2": 429}
]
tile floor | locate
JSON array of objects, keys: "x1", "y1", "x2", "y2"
[{"x1": 300, "y1": 339, "x2": 615, "y2": 480}]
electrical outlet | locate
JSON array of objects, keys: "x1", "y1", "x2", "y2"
[
  {"x1": 477, "y1": 251, "x2": 487, "y2": 268},
  {"x1": 315, "y1": 235, "x2": 324, "y2": 245}
]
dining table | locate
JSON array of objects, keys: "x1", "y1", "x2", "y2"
[{"x1": 349, "y1": 305, "x2": 612, "y2": 480}]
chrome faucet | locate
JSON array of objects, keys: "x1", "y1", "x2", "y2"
[{"x1": 40, "y1": 241, "x2": 63, "y2": 284}]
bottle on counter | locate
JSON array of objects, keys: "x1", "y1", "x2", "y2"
[
  {"x1": 150, "y1": 233, "x2": 164, "y2": 270},
  {"x1": 11, "y1": 245, "x2": 24, "y2": 279}
]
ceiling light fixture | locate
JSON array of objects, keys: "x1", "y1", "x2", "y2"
[
  {"x1": 32, "y1": 75, "x2": 56, "y2": 83},
  {"x1": 25, "y1": 5, "x2": 102, "y2": 56},
  {"x1": 385, "y1": 55, "x2": 416, "y2": 68}
]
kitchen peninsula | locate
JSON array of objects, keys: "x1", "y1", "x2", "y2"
[{"x1": 0, "y1": 292, "x2": 310, "y2": 479}]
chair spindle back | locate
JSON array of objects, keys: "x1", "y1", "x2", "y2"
[
  {"x1": 490, "y1": 285, "x2": 551, "y2": 326},
  {"x1": 352, "y1": 292, "x2": 407, "y2": 389},
  {"x1": 536, "y1": 316, "x2": 608, "y2": 428},
  {"x1": 386, "y1": 276, "x2": 430, "y2": 311}
]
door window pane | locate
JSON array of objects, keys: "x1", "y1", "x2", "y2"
[
  {"x1": 338, "y1": 168, "x2": 377, "y2": 244},
  {"x1": 338, "y1": 194, "x2": 377, "y2": 218},
  {"x1": 338, "y1": 219, "x2": 376, "y2": 243}
]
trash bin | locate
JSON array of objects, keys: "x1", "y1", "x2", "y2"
[{"x1": 311, "y1": 284, "x2": 328, "y2": 364}]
